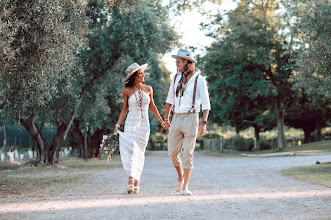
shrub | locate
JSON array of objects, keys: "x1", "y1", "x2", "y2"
[{"x1": 231, "y1": 137, "x2": 254, "y2": 151}]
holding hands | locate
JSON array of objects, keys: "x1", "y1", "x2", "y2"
[
  {"x1": 161, "y1": 118, "x2": 170, "y2": 129},
  {"x1": 164, "y1": 119, "x2": 171, "y2": 129}
]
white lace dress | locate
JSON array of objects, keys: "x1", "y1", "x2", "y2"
[{"x1": 118, "y1": 90, "x2": 150, "y2": 181}]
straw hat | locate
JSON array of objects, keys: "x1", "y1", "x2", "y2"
[
  {"x1": 171, "y1": 49, "x2": 197, "y2": 63},
  {"x1": 123, "y1": 62, "x2": 148, "y2": 83}
]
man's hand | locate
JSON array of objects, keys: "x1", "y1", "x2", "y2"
[
  {"x1": 198, "y1": 123, "x2": 206, "y2": 136},
  {"x1": 164, "y1": 121, "x2": 171, "y2": 129}
]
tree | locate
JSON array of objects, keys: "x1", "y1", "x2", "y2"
[
  {"x1": 0, "y1": 0, "x2": 87, "y2": 164},
  {"x1": 200, "y1": 0, "x2": 292, "y2": 150},
  {"x1": 285, "y1": 89, "x2": 331, "y2": 143},
  {"x1": 284, "y1": 0, "x2": 331, "y2": 100},
  {"x1": 75, "y1": 0, "x2": 178, "y2": 157}
]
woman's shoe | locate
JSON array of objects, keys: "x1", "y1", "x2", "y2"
[
  {"x1": 127, "y1": 184, "x2": 134, "y2": 194},
  {"x1": 127, "y1": 177, "x2": 134, "y2": 194},
  {"x1": 133, "y1": 186, "x2": 140, "y2": 194}
]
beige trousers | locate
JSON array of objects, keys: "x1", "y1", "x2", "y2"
[{"x1": 167, "y1": 113, "x2": 199, "y2": 169}]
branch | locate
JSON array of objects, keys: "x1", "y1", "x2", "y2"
[{"x1": 63, "y1": 95, "x2": 83, "y2": 140}]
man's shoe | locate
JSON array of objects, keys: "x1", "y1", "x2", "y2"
[{"x1": 182, "y1": 189, "x2": 193, "y2": 195}]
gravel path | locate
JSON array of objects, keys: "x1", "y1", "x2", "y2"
[{"x1": 1, "y1": 151, "x2": 331, "y2": 220}]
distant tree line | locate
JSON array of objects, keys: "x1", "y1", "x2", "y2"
[
  {"x1": 0, "y1": 0, "x2": 329, "y2": 165},
  {"x1": 198, "y1": 0, "x2": 330, "y2": 150}
]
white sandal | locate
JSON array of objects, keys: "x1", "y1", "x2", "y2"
[
  {"x1": 127, "y1": 177, "x2": 134, "y2": 194},
  {"x1": 133, "y1": 186, "x2": 140, "y2": 194},
  {"x1": 133, "y1": 180, "x2": 140, "y2": 194},
  {"x1": 175, "y1": 180, "x2": 183, "y2": 192}
]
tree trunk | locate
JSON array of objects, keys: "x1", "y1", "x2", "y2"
[
  {"x1": 235, "y1": 125, "x2": 240, "y2": 137},
  {"x1": 302, "y1": 126, "x2": 314, "y2": 143},
  {"x1": 84, "y1": 122, "x2": 89, "y2": 161},
  {"x1": 50, "y1": 98, "x2": 82, "y2": 164},
  {"x1": 253, "y1": 125, "x2": 260, "y2": 151},
  {"x1": 48, "y1": 122, "x2": 67, "y2": 164},
  {"x1": 3, "y1": 123, "x2": 7, "y2": 147},
  {"x1": 274, "y1": 99, "x2": 286, "y2": 150},
  {"x1": 89, "y1": 128, "x2": 106, "y2": 158},
  {"x1": 20, "y1": 117, "x2": 47, "y2": 163},
  {"x1": 315, "y1": 112, "x2": 321, "y2": 142},
  {"x1": 71, "y1": 119, "x2": 84, "y2": 157}
]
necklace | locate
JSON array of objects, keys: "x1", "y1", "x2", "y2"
[{"x1": 134, "y1": 85, "x2": 143, "y2": 118}]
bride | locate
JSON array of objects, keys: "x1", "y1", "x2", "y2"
[{"x1": 113, "y1": 62, "x2": 166, "y2": 194}]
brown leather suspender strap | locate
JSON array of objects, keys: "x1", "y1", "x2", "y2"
[
  {"x1": 172, "y1": 74, "x2": 179, "y2": 113},
  {"x1": 190, "y1": 74, "x2": 199, "y2": 113},
  {"x1": 173, "y1": 73, "x2": 199, "y2": 113}
]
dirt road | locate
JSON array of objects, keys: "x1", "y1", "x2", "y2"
[{"x1": 1, "y1": 151, "x2": 331, "y2": 220}]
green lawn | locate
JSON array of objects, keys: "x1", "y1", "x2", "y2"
[
  {"x1": 281, "y1": 164, "x2": 331, "y2": 188},
  {"x1": 202, "y1": 140, "x2": 331, "y2": 157}
]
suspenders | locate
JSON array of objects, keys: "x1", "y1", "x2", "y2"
[{"x1": 172, "y1": 73, "x2": 199, "y2": 113}]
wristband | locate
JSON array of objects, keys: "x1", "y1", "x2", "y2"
[{"x1": 115, "y1": 124, "x2": 120, "y2": 127}]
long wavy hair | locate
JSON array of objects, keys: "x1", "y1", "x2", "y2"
[
  {"x1": 183, "y1": 60, "x2": 195, "y2": 76},
  {"x1": 124, "y1": 71, "x2": 138, "y2": 87}
]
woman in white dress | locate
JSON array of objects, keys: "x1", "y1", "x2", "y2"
[{"x1": 113, "y1": 62, "x2": 166, "y2": 194}]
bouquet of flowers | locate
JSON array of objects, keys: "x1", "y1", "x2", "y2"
[{"x1": 99, "y1": 133, "x2": 119, "y2": 162}]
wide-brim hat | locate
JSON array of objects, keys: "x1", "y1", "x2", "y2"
[
  {"x1": 171, "y1": 49, "x2": 197, "y2": 64},
  {"x1": 123, "y1": 62, "x2": 148, "y2": 83}
]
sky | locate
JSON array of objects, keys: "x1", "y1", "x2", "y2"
[{"x1": 161, "y1": 0, "x2": 238, "y2": 77}]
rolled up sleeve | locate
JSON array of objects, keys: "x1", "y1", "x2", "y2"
[
  {"x1": 166, "y1": 75, "x2": 175, "y2": 105},
  {"x1": 199, "y1": 77, "x2": 211, "y2": 111}
]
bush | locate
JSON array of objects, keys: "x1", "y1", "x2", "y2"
[
  {"x1": 259, "y1": 141, "x2": 273, "y2": 151},
  {"x1": 230, "y1": 137, "x2": 254, "y2": 151}
]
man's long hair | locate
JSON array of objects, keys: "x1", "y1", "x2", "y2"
[{"x1": 183, "y1": 60, "x2": 195, "y2": 76}]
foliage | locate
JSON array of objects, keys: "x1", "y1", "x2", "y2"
[
  {"x1": 79, "y1": 0, "x2": 178, "y2": 137},
  {"x1": 284, "y1": 0, "x2": 331, "y2": 100},
  {"x1": 285, "y1": 88, "x2": 331, "y2": 142},
  {"x1": 168, "y1": 0, "x2": 223, "y2": 11},
  {"x1": 200, "y1": 0, "x2": 290, "y2": 146},
  {"x1": 231, "y1": 136, "x2": 254, "y2": 151},
  {"x1": 0, "y1": 0, "x2": 86, "y2": 117}
]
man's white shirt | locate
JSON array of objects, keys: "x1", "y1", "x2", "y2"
[{"x1": 166, "y1": 71, "x2": 211, "y2": 113}]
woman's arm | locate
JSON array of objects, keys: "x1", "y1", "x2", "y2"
[
  {"x1": 113, "y1": 88, "x2": 129, "y2": 134},
  {"x1": 148, "y1": 86, "x2": 166, "y2": 129}
]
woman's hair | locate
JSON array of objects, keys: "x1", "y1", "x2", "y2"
[
  {"x1": 184, "y1": 60, "x2": 195, "y2": 76},
  {"x1": 125, "y1": 71, "x2": 138, "y2": 87}
]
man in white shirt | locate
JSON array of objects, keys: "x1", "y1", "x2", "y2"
[{"x1": 164, "y1": 49, "x2": 211, "y2": 195}]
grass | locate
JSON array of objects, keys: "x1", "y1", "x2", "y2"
[
  {"x1": 281, "y1": 164, "x2": 331, "y2": 188},
  {"x1": 0, "y1": 154, "x2": 122, "y2": 197},
  {"x1": 201, "y1": 140, "x2": 331, "y2": 158}
]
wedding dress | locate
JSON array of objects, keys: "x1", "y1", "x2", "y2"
[{"x1": 118, "y1": 89, "x2": 150, "y2": 181}]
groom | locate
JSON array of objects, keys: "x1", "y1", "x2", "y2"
[{"x1": 164, "y1": 49, "x2": 211, "y2": 195}]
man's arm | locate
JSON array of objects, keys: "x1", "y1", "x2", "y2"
[
  {"x1": 198, "y1": 109, "x2": 209, "y2": 136},
  {"x1": 164, "y1": 103, "x2": 173, "y2": 129}
]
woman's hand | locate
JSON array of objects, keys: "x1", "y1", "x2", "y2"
[
  {"x1": 161, "y1": 121, "x2": 167, "y2": 129},
  {"x1": 113, "y1": 124, "x2": 120, "y2": 135}
]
